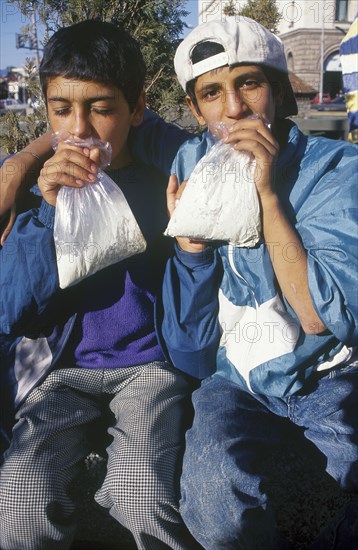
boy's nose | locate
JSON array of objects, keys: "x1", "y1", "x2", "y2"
[
  {"x1": 225, "y1": 89, "x2": 247, "y2": 119},
  {"x1": 72, "y1": 112, "x2": 92, "y2": 139}
]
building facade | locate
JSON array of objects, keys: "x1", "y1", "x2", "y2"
[{"x1": 198, "y1": 0, "x2": 358, "y2": 98}]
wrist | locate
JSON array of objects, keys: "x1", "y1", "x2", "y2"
[
  {"x1": 259, "y1": 190, "x2": 280, "y2": 210},
  {"x1": 259, "y1": 193, "x2": 286, "y2": 233},
  {"x1": 16, "y1": 150, "x2": 41, "y2": 163},
  {"x1": 12, "y1": 150, "x2": 40, "y2": 173},
  {"x1": 40, "y1": 189, "x2": 57, "y2": 207}
]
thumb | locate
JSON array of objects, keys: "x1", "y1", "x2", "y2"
[
  {"x1": 166, "y1": 174, "x2": 179, "y2": 218},
  {"x1": 0, "y1": 206, "x2": 16, "y2": 246}
]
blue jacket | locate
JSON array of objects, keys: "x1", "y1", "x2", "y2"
[
  {"x1": 161, "y1": 119, "x2": 358, "y2": 397},
  {"x1": 0, "y1": 113, "x2": 190, "y2": 453}
]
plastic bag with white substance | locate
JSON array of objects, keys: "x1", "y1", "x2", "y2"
[
  {"x1": 53, "y1": 132, "x2": 146, "y2": 289},
  {"x1": 165, "y1": 118, "x2": 265, "y2": 247}
]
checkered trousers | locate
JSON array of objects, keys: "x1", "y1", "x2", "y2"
[{"x1": 0, "y1": 363, "x2": 196, "y2": 550}]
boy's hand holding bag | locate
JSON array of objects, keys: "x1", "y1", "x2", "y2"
[
  {"x1": 53, "y1": 132, "x2": 146, "y2": 289},
  {"x1": 165, "y1": 117, "x2": 266, "y2": 247}
]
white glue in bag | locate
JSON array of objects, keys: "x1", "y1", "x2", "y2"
[
  {"x1": 53, "y1": 132, "x2": 146, "y2": 288},
  {"x1": 165, "y1": 118, "x2": 266, "y2": 247}
]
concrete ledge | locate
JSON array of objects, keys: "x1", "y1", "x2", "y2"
[{"x1": 293, "y1": 115, "x2": 349, "y2": 140}]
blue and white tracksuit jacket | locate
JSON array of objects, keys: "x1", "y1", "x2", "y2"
[
  {"x1": 0, "y1": 112, "x2": 192, "y2": 453},
  {"x1": 161, "y1": 120, "x2": 358, "y2": 397}
]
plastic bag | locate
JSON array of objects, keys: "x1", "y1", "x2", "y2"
[
  {"x1": 53, "y1": 132, "x2": 146, "y2": 288},
  {"x1": 164, "y1": 118, "x2": 265, "y2": 247}
]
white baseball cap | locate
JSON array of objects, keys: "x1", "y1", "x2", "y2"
[{"x1": 174, "y1": 17, "x2": 297, "y2": 118}]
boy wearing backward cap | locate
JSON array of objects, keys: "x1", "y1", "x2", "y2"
[
  {"x1": 161, "y1": 16, "x2": 358, "y2": 549},
  {"x1": 1, "y1": 16, "x2": 357, "y2": 549}
]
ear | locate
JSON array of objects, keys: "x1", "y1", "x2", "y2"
[
  {"x1": 131, "y1": 89, "x2": 146, "y2": 126},
  {"x1": 185, "y1": 95, "x2": 206, "y2": 127}
]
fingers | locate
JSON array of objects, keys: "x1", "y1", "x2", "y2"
[
  {"x1": 88, "y1": 147, "x2": 103, "y2": 166},
  {"x1": 166, "y1": 176, "x2": 207, "y2": 253},
  {"x1": 175, "y1": 180, "x2": 188, "y2": 201},
  {"x1": 42, "y1": 144, "x2": 98, "y2": 186},
  {"x1": 0, "y1": 206, "x2": 16, "y2": 246},
  {"x1": 166, "y1": 174, "x2": 179, "y2": 218},
  {"x1": 226, "y1": 116, "x2": 272, "y2": 138},
  {"x1": 225, "y1": 117, "x2": 279, "y2": 158},
  {"x1": 166, "y1": 175, "x2": 189, "y2": 218},
  {"x1": 38, "y1": 145, "x2": 100, "y2": 206},
  {"x1": 223, "y1": 117, "x2": 279, "y2": 197},
  {"x1": 229, "y1": 132, "x2": 279, "y2": 164}
]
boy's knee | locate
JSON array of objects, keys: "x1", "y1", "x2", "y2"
[
  {"x1": 96, "y1": 476, "x2": 179, "y2": 531},
  {"x1": 180, "y1": 474, "x2": 277, "y2": 549},
  {"x1": 180, "y1": 484, "x2": 236, "y2": 549},
  {"x1": 0, "y1": 458, "x2": 71, "y2": 519},
  {"x1": 180, "y1": 477, "x2": 222, "y2": 523},
  {"x1": 180, "y1": 490, "x2": 276, "y2": 550}
]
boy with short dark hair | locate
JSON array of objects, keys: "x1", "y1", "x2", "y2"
[
  {"x1": 0, "y1": 20, "x2": 197, "y2": 550},
  {"x1": 2, "y1": 16, "x2": 357, "y2": 549},
  {"x1": 161, "y1": 17, "x2": 358, "y2": 549}
]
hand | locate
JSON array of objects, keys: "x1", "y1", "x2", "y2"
[
  {"x1": 0, "y1": 205, "x2": 16, "y2": 246},
  {"x1": 166, "y1": 174, "x2": 207, "y2": 253},
  {"x1": 225, "y1": 120, "x2": 325, "y2": 334},
  {"x1": 224, "y1": 116, "x2": 279, "y2": 201},
  {"x1": 38, "y1": 143, "x2": 100, "y2": 206}
]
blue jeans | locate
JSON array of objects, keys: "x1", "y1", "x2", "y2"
[{"x1": 180, "y1": 362, "x2": 358, "y2": 550}]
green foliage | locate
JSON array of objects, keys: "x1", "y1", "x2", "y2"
[
  {"x1": 222, "y1": 0, "x2": 281, "y2": 31},
  {"x1": 8, "y1": 0, "x2": 189, "y2": 110},
  {"x1": 0, "y1": 109, "x2": 47, "y2": 154},
  {"x1": 1, "y1": 0, "x2": 283, "y2": 154},
  {"x1": 2, "y1": 0, "x2": 189, "y2": 153},
  {"x1": 238, "y1": 0, "x2": 282, "y2": 32},
  {"x1": 223, "y1": 0, "x2": 238, "y2": 17},
  {"x1": 0, "y1": 59, "x2": 47, "y2": 154}
]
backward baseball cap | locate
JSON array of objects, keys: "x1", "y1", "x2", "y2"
[{"x1": 174, "y1": 16, "x2": 298, "y2": 118}]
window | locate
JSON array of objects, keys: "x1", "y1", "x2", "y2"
[
  {"x1": 287, "y1": 52, "x2": 294, "y2": 72},
  {"x1": 336, "y1": 0, "x2": 348, "y2": 21}
]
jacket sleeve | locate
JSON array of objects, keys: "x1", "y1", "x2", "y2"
[
  {"x1": 0, "y1": 200, "x2": 59, "y2": 335},
  {"x1": 299, "y1": 142, "x2": 358, "y2": 346},
  {"x1": 305, "y1": 208, "x2": 358, "y2": 346},
  {"x1": 129, "y1": 109, "x2": 192, "y2": 177},
  {"x1": 161, "y1": 244, "x2": 222, "y2": 379}
]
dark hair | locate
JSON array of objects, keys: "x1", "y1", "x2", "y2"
[
  {"x1": 186, "y1": 41, "x2": 225, "y2": 110},
  {"x1": 39, "y1": 20, "x2": 146, "y2": 110}
]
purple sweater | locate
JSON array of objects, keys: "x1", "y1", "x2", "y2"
[{"x1": 62, "y1": 162, "x2": 168, "y2": 369}]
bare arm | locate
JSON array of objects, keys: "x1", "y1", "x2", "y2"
[
  {"x1": 0, "y1": 133, "x2": 100, "y2": 243},
  {"x1": 0, "y1": 132, "x2": 53, "y2": 243},
  {"x1": 225, "y1": 117, "x2": 326, "y2": 334},
  {"x1": 259, "y1": 193, "x2": 326, "y2": 334}
]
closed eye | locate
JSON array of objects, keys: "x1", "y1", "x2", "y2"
[
  {"x1": 53, "y1": 108, "x2": 70, "y2": 117},
  {"x1": 92, "y1": 108, "x2": 113, "y2": 116}
]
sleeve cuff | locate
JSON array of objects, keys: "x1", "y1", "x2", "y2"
[{"x1": 36, "y1": 200, "x2": 56, "y2": 229}]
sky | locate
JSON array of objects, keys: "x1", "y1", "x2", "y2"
[{"x1": 0, "y1": 0, "x2": 199, "y2": 70}]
